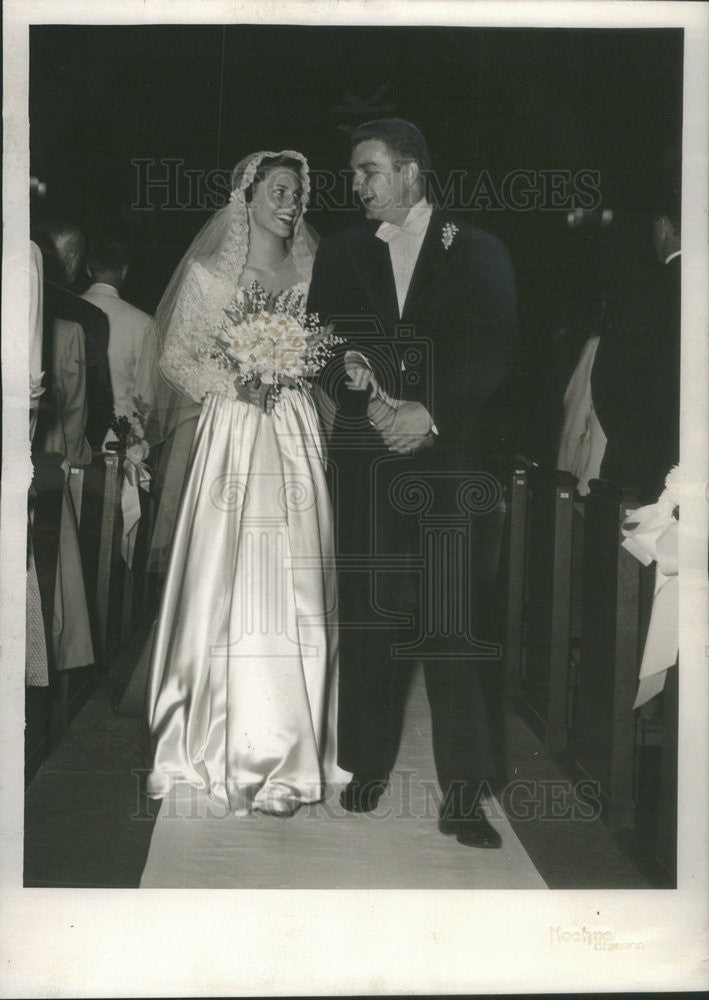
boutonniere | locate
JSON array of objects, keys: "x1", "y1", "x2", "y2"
[{"x1": 441, "y1": 222, "x2": 459, "y2": 251}]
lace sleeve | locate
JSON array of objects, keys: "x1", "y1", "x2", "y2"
[{"x1": 159, "y1": 262, "x2": 240, "y2": 404}]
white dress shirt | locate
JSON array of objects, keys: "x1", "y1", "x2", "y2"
[
  {"x1": 375, "y1": 198, "x2": 433, "y2": 316},
  {"x1": 81, "y1": 283, "x2": 152, "y2": 419}
]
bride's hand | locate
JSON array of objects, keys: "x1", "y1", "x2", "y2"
[{"x1": 236, "y1": 377, "x2": 275, "y2": 414}]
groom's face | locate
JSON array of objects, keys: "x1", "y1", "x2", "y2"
[{"x1": 351, "y1": 139, "x2": 411, "y2": 225}]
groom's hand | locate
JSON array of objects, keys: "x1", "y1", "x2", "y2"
[{"x1": 367, "y1": 398, "x2": 435, "y2": 454}]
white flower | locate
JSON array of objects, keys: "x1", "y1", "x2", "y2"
[
  {"x1": 213, "y1": 280, "x2": 344, "y2": 401},
  {"x1": 662, "y1": 465, "x2": 682, "y2": 509},
  {"x1": 442, "y1": 222, "x2": 459, "y2": 250}
]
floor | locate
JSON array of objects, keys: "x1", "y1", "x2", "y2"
[
  {"x1": 139, "y1": 665, "x2": 546, "y2": 889},
  {"x1": 24, "y1": 656, "x2": 652, "y2": 890}
]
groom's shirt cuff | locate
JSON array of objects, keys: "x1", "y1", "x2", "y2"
[{"x1": 345, "y1": 349, "x2": 438, "y2": 435}]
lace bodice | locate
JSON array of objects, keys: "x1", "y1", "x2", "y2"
[{"x1": 159, "y1": 261, "x2": 309, "y2": 404}]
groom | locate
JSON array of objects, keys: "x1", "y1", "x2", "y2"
[{"x1": 308, "y1": 119, "x2": 516, "y2": 848}]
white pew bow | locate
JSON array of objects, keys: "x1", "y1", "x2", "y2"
[
  {"x1": 121, "y1": 441, "x2": 151, "y2": 568},
  {"x1": 621, "y1": 469, "x2": 680, "y2": 708}
]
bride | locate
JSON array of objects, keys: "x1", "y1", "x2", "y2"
[{"x1": 140, "y1": 150, "x2": 349, "y2": 817}]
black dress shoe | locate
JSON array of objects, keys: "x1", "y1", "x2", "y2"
[
  {"x1": 339, "y1": 771, "x2": 389, "y2": 813},
  {"x1": 438, "y1": 813, "x2": 502, "y2": 849}
]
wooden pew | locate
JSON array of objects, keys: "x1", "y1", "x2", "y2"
[
  {"x1": 499, "y1": 462, "x2": 677, "y2": 876},
  {"x1": 570, "y1": 478, "x2": 654, "y2": 832},
  {"x1": 518, "y1": 466, "x2": 577, "y2": 753},
  {"x1": 655, "y1": 661, "x2": 678, "y2": 880},
  {"x1": 25, "y1": 453, "x2": 65, "y2": 780},
  {"x1": 503, "y1": 461, "x2": 528, "y2": 699},
  {"x1": 26, "y1": 443, "x2": 172, "y2": 769},
  {"x1": 94, "y1": 449, "x2": 156, "y2": 649},
  {"x1": 94, "y1": 452, "x2": 124, "y2": 657}
]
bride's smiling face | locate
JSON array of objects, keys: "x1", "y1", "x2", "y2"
[{"x1": 248, "y1": 167, "x2": 303, "y2": 240}]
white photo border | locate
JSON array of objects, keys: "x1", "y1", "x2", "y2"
[{"x1": 2, "y1": 1, "x2": 707, "y2": 996}]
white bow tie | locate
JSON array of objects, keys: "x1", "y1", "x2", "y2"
[
  {"x1": 375, "y1": 221, "x2": 405, "y2": 244},
  {"x1": 375, "y1": 212, "x2": 430, "y2": 244}
]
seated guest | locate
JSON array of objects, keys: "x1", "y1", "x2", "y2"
[
  {"x1": 27, "y1": 241, "x2": 49, "y2": 687},
  {"x1": 82, "y1": 237, "x2": 152, "y2": 439},
  {"x1": 648, "y1": 196, "x2": 681, "y2": 482},
  {"x1": 32, "y1": 236, "x2": 95, "y2": 676},
  {"x1": 592, "y1": 182, "x2": 680, "y2": 503},
  {"x1": 33, "y1": 217, "x2": 113, "y2": 447},
  {"x1": 32, "y1": 318, "x2": 95, "y2": 674},
  {"x1": 29, "y1": 241, "x2": 46, "y2": 441}
]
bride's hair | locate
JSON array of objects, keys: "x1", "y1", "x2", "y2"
[{"x1": 237, "y1": 154, "x2": 305, "y2": 203}]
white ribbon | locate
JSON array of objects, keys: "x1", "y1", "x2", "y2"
[
  {"x1": 621, "y1": 496, "x2": 678, "y2": 708},
  {"x1": 344, "y1": 350, "x2": 438, "y2": 438},
  {"x1": 344, "y1": 350, "x2": 400, "y2": 409},
  {"x1": 121, "y1": 442, "x2": 151, "y2": 569}
]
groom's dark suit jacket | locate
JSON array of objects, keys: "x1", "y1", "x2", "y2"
[
  {"x1": 309, "y1": 210, "x2": 517, "y2": 544},
  {"x1": 308, "y1": 210, "x2": 516, "y2": 783}
]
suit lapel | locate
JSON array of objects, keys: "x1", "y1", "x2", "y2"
[
  {"x1": 402, "y1": 210, "x2": 458, "y2": 317},
  {"x1": 348, "y1": 224, "x2": 400, "y2": 330}
]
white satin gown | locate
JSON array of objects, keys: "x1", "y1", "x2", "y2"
[{"x1": 145, "y1": 280, "x2": 348, "y2": 813}]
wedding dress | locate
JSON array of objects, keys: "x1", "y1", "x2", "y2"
[{"x1": 142, "y1": 152, "x2": 348, "y2": 815}]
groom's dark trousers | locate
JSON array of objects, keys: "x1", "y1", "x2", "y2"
[{"x1": 308, "y1": 212, "x2": 516, "y2": 817}]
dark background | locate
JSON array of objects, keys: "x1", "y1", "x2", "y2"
[{"x1": 29, "y1": 24, "x2": 683, "y2": 464}]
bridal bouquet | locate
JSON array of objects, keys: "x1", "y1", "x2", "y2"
[{"x1": 209, "y1": 281, "x2": 343, "y2": 402}]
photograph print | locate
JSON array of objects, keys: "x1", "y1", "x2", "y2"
[{"x1": 15, "y1": 12, "x2": 696, "y2": 901}]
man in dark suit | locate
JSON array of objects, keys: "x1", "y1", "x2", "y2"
[
  {"x1": 308, "y1": 119, "x2": 516, "y2": 847},
  {"x1": 592, "y1": 191, "x2": 680, "y2": 503}
]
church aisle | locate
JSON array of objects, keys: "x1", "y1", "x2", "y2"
[
  {"x1": 24, "y1": 665, "x2": 650, "y2": 890},
  {"x1": 140, "y1": 666, "x2": 546, "y2": 889}
]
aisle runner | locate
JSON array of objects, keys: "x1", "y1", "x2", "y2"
[{"x1": 140, "y1": 667, "x2": 547, "y2": 888}]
